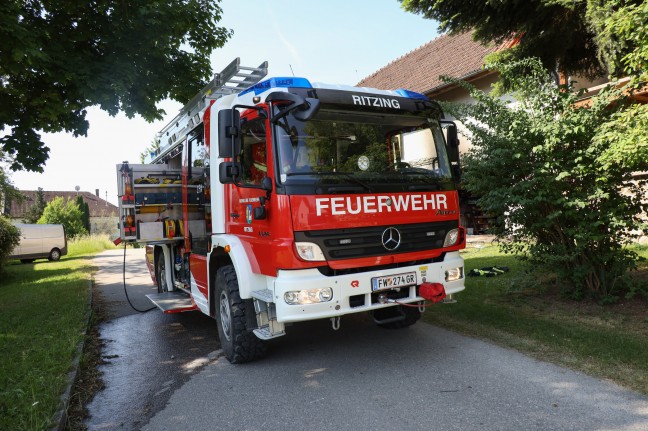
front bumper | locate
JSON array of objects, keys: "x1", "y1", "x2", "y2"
[{"x1": 273, "y1": 251, "x2": 464, "y2": 323}]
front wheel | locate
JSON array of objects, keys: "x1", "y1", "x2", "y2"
[{"x1": 215, "y1": 265, "x2": 266, "y2": 363}]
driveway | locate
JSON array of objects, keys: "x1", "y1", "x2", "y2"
[
  {"x1": 85, "y1": 248, "x2": 219, "y2": 430},
  {"x1": 89, "y1": 248, "x2": 648, "y2": 431}
]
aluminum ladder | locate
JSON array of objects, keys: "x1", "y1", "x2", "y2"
[{"x1": 149, "y1": 58, "x2": 268, "y2": 163}]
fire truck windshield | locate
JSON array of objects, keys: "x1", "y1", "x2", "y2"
[{"x1": 274, "y1": 108, "x2": 455, "y2": 194}]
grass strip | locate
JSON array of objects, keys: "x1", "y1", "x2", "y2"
[
  {"x1": 424, "y1": 244, "x2": 648, "y2": 395},
  {"x1": 0, "y1": 235, "x2": 116, "y2": 431}
]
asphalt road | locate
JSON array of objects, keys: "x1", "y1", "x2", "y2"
[
  {"x1": 89, "y1": 248, "x2": 648, "y2": 431},
  {"x1": 86, "y1": 248, "x2": 220, "y2": 430}
]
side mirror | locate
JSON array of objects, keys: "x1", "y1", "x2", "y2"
[
  {"x1": 253, "y1": 206, "x2": 267, "y2": 220},
  {"x1": 261, "y1": 176, "x2": 273, "y2": 193},
  {"x1": 267, "y1": 92, "x2": 321, "y2": 123},
  {"x1": 293, "y1": 98, "x2": 320, "y2": 121},
  {"x1": 218, "y1": 109, "x2": 241, "y2": 158},
  {"x1": 218, "y1": 162, "x2": 240, "y2": 184},
  {"x1": 440, "y1": 121, "x2": 461, "y2": 182}
]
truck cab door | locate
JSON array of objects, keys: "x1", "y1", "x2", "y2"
[
  {"x1": 227, "y1": 110, "x2": 274, "y2": 273},
  {"x1": 184, "y1": 125, "x2": 210, "y2": 298}
]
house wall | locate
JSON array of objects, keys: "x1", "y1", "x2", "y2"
[{"x1": 429, "y1": 73, "x2": 502, "y2": 155}]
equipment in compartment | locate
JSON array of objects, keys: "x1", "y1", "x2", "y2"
[{"x1": 117, "y1": 162, "x2": 194, "y2": 243}]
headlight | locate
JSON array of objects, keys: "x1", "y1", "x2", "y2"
[
  {"x1": 295, "y1": 242, "x2": 326, "y2": 261},
  {"x1": 443, "y1": 228, "x2": 459, "y2": 247},
  {"x1": 445, "y1": 267, "x2": 464, "y2": 282},
  {"x1": 284, "y1": 287, "x2": 333, "y2": 305}
]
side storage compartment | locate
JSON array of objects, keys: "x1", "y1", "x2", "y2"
[{"x1": 116, "y1": 162, "x2": 186, "y2": 243}]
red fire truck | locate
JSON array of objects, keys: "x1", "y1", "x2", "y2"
[{"x1": 117, "y1": 58, "x2": 466, "y2": 363}]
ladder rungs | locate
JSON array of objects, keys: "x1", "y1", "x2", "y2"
[{"x1": 148, "y1": 58, "x2": 268, "y2": 164}]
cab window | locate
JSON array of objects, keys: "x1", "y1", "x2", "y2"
[{"x1": 238, "y1": 117, "x2": 267, "y2": 186}]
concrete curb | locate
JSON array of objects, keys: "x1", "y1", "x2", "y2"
[{"x1": 50, "y1": 278, "x2": 93, "y2": 431}]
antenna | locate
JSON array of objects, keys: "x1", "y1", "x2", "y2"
[{"x1": 289, "y1": 64, "x2": 295, "y2": 77}]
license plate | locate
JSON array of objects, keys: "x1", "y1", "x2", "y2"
[{"x1": 371, "y1": 272, "x2": 417, "y2": 291}]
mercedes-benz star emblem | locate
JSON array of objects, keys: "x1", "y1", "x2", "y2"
[{"x1": 381, "y1": 227, "x2": 401, "y2": 251}]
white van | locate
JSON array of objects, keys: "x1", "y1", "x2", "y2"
[{"x1": 9, "y1": 224, "x2": 68, "y2": 263}]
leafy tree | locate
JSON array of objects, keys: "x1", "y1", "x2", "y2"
[
  {"x1": 445, "y1": 59, "x2": 647, "y2": 301},
  {"x1": 0, "y1": 152, "x2": 23, "y2": 210},
  {"x1": 23, "y1": 187, "x2": 46, "y2": 224},
  {"x1": 83, "y1": 201, "x2": 91, "y2": 233},
  {"x1": 401, "y1": 0, "x2": 646, "y2": 80},
  {"x1": 0, "y1": 0, "x2": 232, "y2": 172},
  {"x1": 0, "y1": 215, "x2": 20, "y2": 272},
  {"x1": 400, "y1": 0, "x2": 604, "y2": 78},
  {"x1": 75, "y1": 195, "x2": 91, "y2": 233},
  {"x1": 588, "y1": 1, "x2": 648, "y2": 173},
  {"x1": 38, "y1": 196, "x2": 87, "y2": 238},
  {"x1": 588, "y1": 0, "x2": 648, "y2": 80}
]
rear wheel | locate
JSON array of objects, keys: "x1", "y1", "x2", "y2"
[
  {"x1": 215, "y1": 265, "x2": 266, "y2": 363},
  {"x1": 48, "y1": 248, "x2": 61, "y2": 261},
  {"x1": 156, "y1": 251, "x2": 169, "y2": 293}
]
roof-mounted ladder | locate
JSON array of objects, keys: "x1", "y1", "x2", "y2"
[{"x1": 148, "y1": 58, "x2": 268, "y2": 164}]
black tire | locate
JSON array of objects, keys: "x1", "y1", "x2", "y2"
[
  {"x1": 156, "y1": 251, "x2": 169, "y2": 293},
  {"x1": 374, "y1": 305, "x2": 421, "y2": 329},
  {"x1": 48, "y1": 248, "x2": 61, "y2": 261},
  {"x1": 215, "y1": 265, "x2": 266, "y2": 363}
]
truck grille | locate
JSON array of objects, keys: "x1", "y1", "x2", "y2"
[{"x1": 294, "y1": 220, "x2": 458, "y2": 261}]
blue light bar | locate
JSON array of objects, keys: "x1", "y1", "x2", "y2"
[
  {"x1": 240, "y1": 77, "x2": 313, "y2": 96},
  {"x1": 395, "y1": 88, "x2": 429, "y2": 100}
]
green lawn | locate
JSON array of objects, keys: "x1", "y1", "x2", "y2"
[
  {"x1": 0, "y1": 235, "x2": 115, "y2": 431},
  {"x1": 425, "y1": 243, "x2": 648, "y2": 395}
]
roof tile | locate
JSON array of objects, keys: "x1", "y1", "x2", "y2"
[{"x1": 357, "y1": 31, "x2": 510, "y2": 94}]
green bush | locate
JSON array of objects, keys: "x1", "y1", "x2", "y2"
[
  {"x1": 0, "y1": 215, "x2": 20, "y2": 271},
  {"x1": 37, "y1": 196, "x2": 88, "y2": 239},
  {"x1": 447, "y1": 58, "x2": 647, "y2": 301}
]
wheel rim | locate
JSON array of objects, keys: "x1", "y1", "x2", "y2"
[
  {"x1": 51, "y1": 250, "x2": 60, "y2": 260},
  {"x1": 219, "y1": 291, "x2": 232, "y2": 341}
]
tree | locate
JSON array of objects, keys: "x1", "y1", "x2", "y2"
[
  {"x1": 0, "y1": 215, "x2": 20, "y2": 272},
  {"x1": 75, "y1": 195, "x2": 91, "y2": 233},
  {"x1": 0, "y1": 152, "x2": 23, "y2": 209},
  {"x1": 23, "y1": 187, "x2": 46, "y2": 224},
  {"x1": 588, "y1": 0, "x2": 648, "y2": 80},
  {"x1": 588, "y1": 1, "x2": 648, "y2": 173},
  {"x1": 445, "y1": 59, "x2": 647, "y2": 301},
  {"x1": 0, "y1": 0, "x2": 232, "y2": 172},
  {"x1": 400, "y1": 0, "x2": 604, "y2": 78},
  {"x1": 38, "y1": 196, "x2": 87, "y2": 238},
  {"x1": 400, "y1": 0, "x2": 646, "y2": 80}
]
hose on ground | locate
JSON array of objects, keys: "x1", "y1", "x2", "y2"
[{"x1": 122, "y1": 242, "x2": 156, "y2": 313}]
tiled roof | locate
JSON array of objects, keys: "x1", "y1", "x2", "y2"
[
  {"x1": 8, "y1": 190, "x2": 118, "y2": 218},
  {"x1": 357, "y1": 31, "x2": 513, "y2": 94}
]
